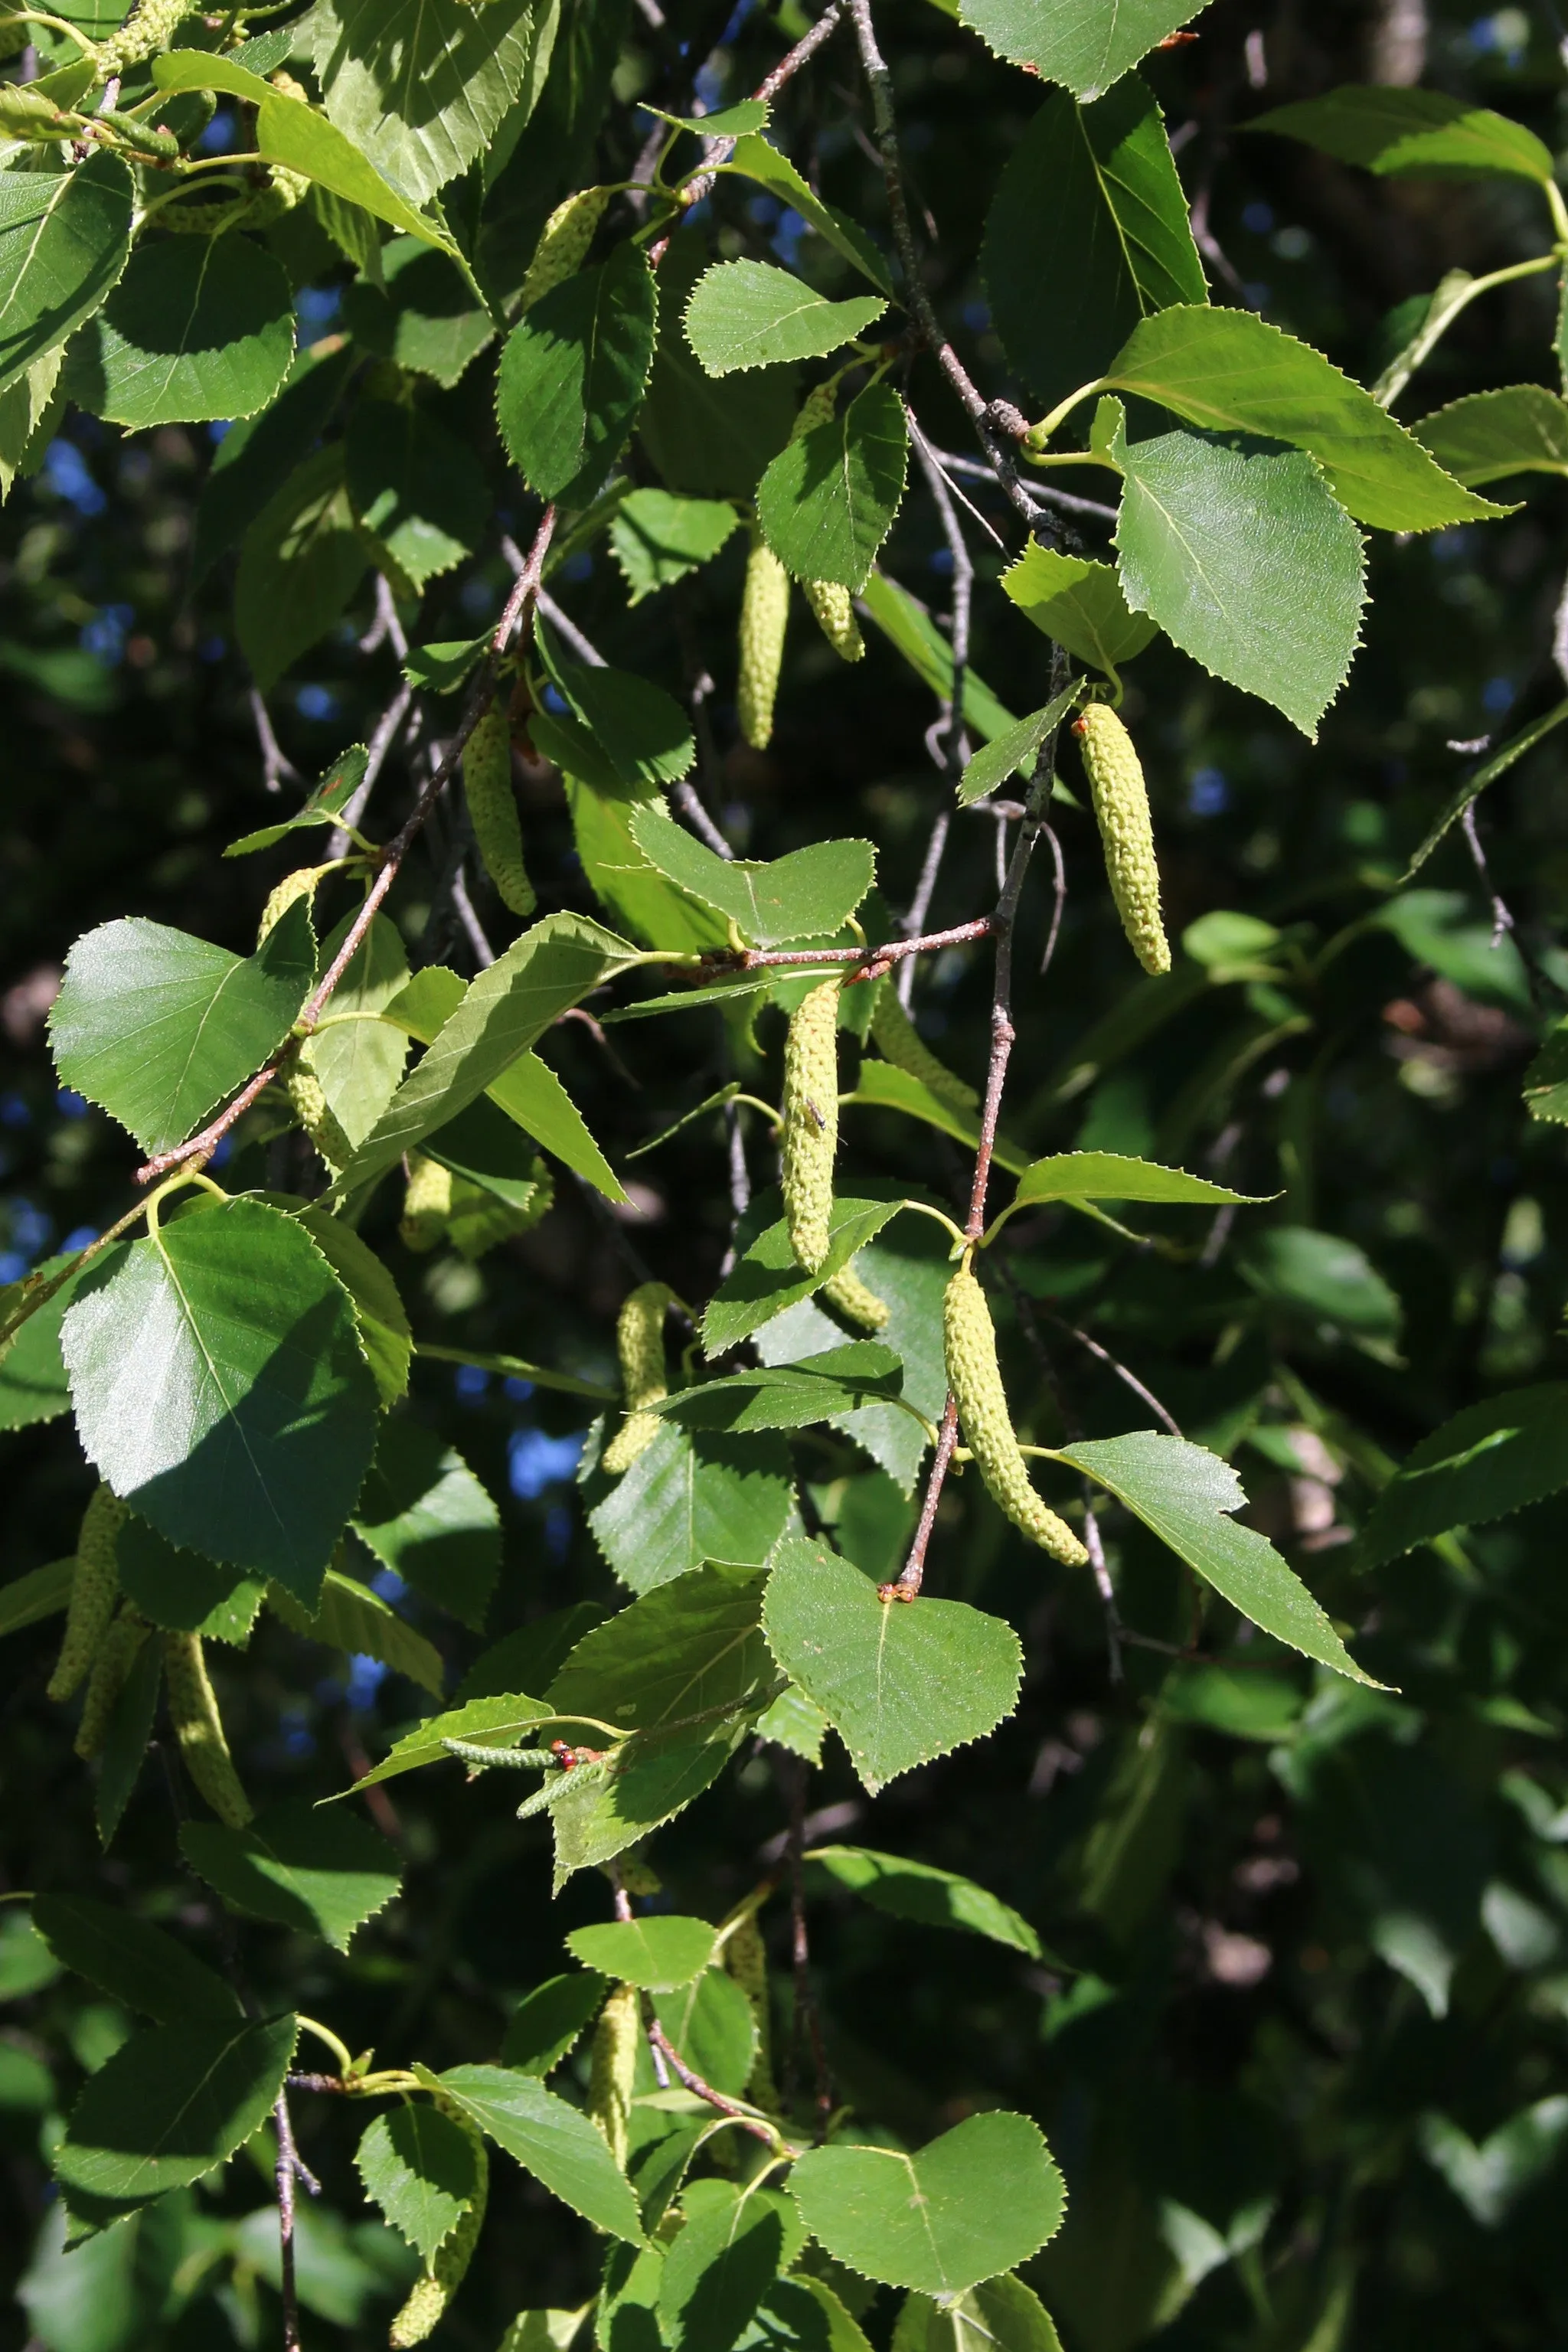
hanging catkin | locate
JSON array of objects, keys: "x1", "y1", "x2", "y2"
[
  {"x1": 943, "y1": 1265, "x2": 1087, "y2": 1566},
  {"x1": 818, "y1": 1263, "x2": 890, "y2": 1331},
  {"x1": 587, "y1": 1982, "x2": 640, "y2": 2171},
  {"x1": 257, "y1": 866, "x2": 328, "y2": 945},
  {"x1": 518, "y1": 188, "x2": 612, "y2": 312},
  {"x1": 74, "y1": 1606, "x2": 149, "y2": 1761},
  {"x1": 285, "y1": 1050, "x2": 354, "y2": 1171},
  {"x1": 163, "y1": 1632, "x2": 253, "y2": 1828},
  {"x1": 602, "y1": 1282, "x2": 673, "y2": 1475},
  {"x1": 47, "y1": 1485, "x2": 126, "y2": 1704},
  {"x1": 400, "y1": 1155, "x2": 453, "y2": 1253},
  {"x1": 389, "y1": 2101, "x2": 490, "y2": 2347},
  {"x1": 463, "y1": 698, "x2": 535, "y2": 917},
  {"x1": 737, "y1": 535, "x2": 789, "y2": 751},
  {"x1": 870, "y1": 982, "x2": 979, "y2": 1112},
  {"x1": 98, "y1": 0, "x2": 201, "y2": 74},
  {"x1": 785, "y1": 386, "x2": 865, "y2": 663},
  {"x1": 1073, "y1": 704, "x2": 1171, "y2": 977},
  {"x1": 724, "y1": 1913, "x2": 780, "y2": 2112},
  {"x1": 781, "y1": 979, "x2": 841, "y2": 1275}
]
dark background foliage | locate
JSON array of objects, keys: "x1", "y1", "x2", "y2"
[{"x1": 5, "y1": 3, "x2": 1568, "y2": 2350}]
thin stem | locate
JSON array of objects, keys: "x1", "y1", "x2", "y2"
[
  {"x1": 1462, "y1": 800, "x2": 1517, "y2": 948},
  {"x1": 645, "y1": 2015, "x2": 782, "y2": 2145},
  {"x1": 134, "y1": 508, "x2": 558, "y2": 1186}
]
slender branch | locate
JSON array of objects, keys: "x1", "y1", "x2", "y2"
[
  {"x1": 273, "y1": 2089, "x2": 315, "y2": 2352},
  {"x1": 701, "y1": 916, "x2": 991, "y2": 977},
  {"x1": 135, "y1": 508, "x2": 557, "y2": 1186},
  {"x1": 328, "y1": 679, "x2": 415, "y2": 857},
  {"x1": 1045, "y1": 1311, "x2": 1183, "y2": 1438},
  {"x1": 671, "y1": 0, "x2": 847, "y2": 225},
  {"x1": 645, "y1": 2014, "x2": 781, "y2": 2144},
  {"x1": 248, "y1": 686, "x2": 299, "y2": 794},
  {"x1": 1461, "y1": 799, "x2": 1517, "y2": 949},
  {"x1": 899, "y1": 409, "x2": 976, "y2": 1002}
]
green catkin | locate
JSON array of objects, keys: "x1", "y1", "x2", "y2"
[
  {"x1": 518, "y1": 187, "x2": 612, "y2": 313},
  {"x1": 256, "y1": 865, "x2": 328, "y2": 946},
  {"x1": 724, "y1": 1913, "x2": 779, "y2": 2112},
  {"x1": 870, "y1": 982, "x2": 980, "y2": 1112},
  {"x1": 1073, "y1": 703, "x2": 1171, "y2": 978},
  {"x1": 47, "y1": 1485, "x2": 126, "y2": 1704},
  {"x1": 737, "y1": 535, "x2": 789, "y2": 752},
  {"x1": 818, "y1": 1263, "x2": 890, "y2": 1331},
  {"x1": 390, "y1": 2102, "x2": 489, "y2": 2347},
  {"x1": 400, "y1": 1155, "x2": 452, "y2": 1253},
  {"x1": 602, "y1": 1282, "x2": 673, "y2": 1475},
  {"x1": 446, "y1": 1164, "x2": 554, "y2": 1263},
  {"x1": 943, "y1": 1265, "x2": 1089, "y2": 1567},
  {"x1": 285, "y1": 1053, "x2": 354, "y2": 1171},
  {"x1": 74, "y1": 1606, "x2": 149, "y2": 1761},
  {"x1": 99, "y1": 0, "x2": 201, "y2": 75},
  {"x1": 463, "y1": 700, "x2": 535, "y2": 917},
  {"x1": 802, "y1": 578, "x2": 864, "y2": 663},
  {"x1": 588, "y1": 1982, "x2": 641, "y2": 2172},
  {"x1": 162, "y1": 1632, "x2": 253, "y2": 1828},
  {"x1": 781, "y1": 979, "x2": 841, "y2": 1276}
]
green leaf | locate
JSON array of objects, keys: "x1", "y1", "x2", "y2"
[
  {"x1": 960, "y1": 0, "x2": 1199, "y2": 98},
  {"x1": 544, "y1": 640, "x2": 697, "y2": 789},
  {"x1": 586, "y1": 1420, "x2": 793, "y2": 1596},
  {"x1": 332, "y1": 912, "x2": 642, "y2": 1199},
  {"x1": 65, "y1": 237, "x2": 294, "y2": 428},
  {"x1": 893, "y1": 2276, "x2": 1065, "y2": 2352},
  {"x1": 0, "y1": 1556, "x2": 74, "y2": 1638},
  {"x1": 1001, "y1": 543, "x2": 1158, "y2": 681},
  {"x1": 656, "y1": 1345, "x2": 906, "y2": 1435},
  {"x1": 627, "y1": 805, "x2": 875, "y2": 945},
  {"x1": 957, "y1": 685, "x2": 1084, "y2": 810},
  {"x1": 151, "y1": 55, "x2": 459, "y2": 252},
  {"x1": 31, "y1": 1896, "x2": 240, "y2": 2027},
  {"x1": 610, "y1": 488, "x2": 740, "y2": 603},
  {"x1": 843, "y1": 1061, "x2": 1028, "y2": 1180},
  {"x1": 804, "y1": 1847, "x2": 1040, "y2": 1957},
  {"x1": 356, "y1": 2105, "x2": 482, "y2": 2265},
  {"x1": 1098, "y1": 309, "x2": 1504, "y2": 531},
  {"x1": 0, "y1": 1250, "x2": 87, "y2": 1429},
  {"x1": 1252, "y1": 85, "x2": 1555, "y2": 184},
  {"x1": 61, "y1": 1199, "x2": 381, "y2": 1601},
  {"x1": 179, "y1": 1801, "x2": 400, "y2": 1950},
  {"x1": 268, "y1": 1565, "x2": 446, "y2": 1697},
  {"x1": 302, "y1": 912, "x2": 413, "y2": 1156},
  {"x1": 308, "y1": 0, "x2": 550, "y2": 205},
  {"x1": 433, "y1": 2063, "x2": 646, "y2": 2243},
  {"x1": 763, "y1": 1540, "x2": 1024, "y2": 1794},
  {"x1": 639, "y1": 230, "x2": 799, "y2": 498},
  {"x1": 235, "y1": 443, "x2": 371, "y2": 692},
  {"x1": 684, "y1": 260, "x2": 886, "y2": 377},
  {"x1": 225, "y1": 745, "x2": 370, "y2": 858},
  {"x1": 497, "y1": 245, "x2": 658, "y2": 506},
  {"x1": 0, "y1": 152, "x2": 132, "y2": 397},
  {"x1": 1412, "y1": 386, "x2": 1568, "y2": 486},
  {"x1": 1004, "y1": 1148, "x2": 1264, "y2": 1217},
  {"x1": 1404, "y1": 707, "x2": 1568, "y2": 877},
  {"x1": 116, "y1": 1516, "x2": 265, "y2": 1644},
  {"x1": 660, "y1": 2184, "x2": 805, "y2": 2352},
  {"x1": 501, "y1": 1972, "x2": 609, "y2": 2074},
  {"x1": 0, "y1": 346, "x2": 64, "y2": 503},
  {"x1": 348, "y1": 1691, "x2": 552, "y2": 1792},
  {"x1": 1108, "y1": 409, "x2": 1367, "y2": 737},
  {"x1": 717, "y1": 136, "x2": 892, "y2": 293},
  {"x1": 353, "y1": 1420, "x2": 499, "y2": 1631},
  {"x1": 297, "y1": 1205, "x2": 413, "y2": 1409},
  {"x1": 403, "y1": 634, "x2": 488, "y2": 695},
  {"x1": 756, "y1": 382, "x2": 907, "y2": 590},
  {"x1": 858, "y1": 571, "x2": 1017, "y2": 744},
  {"x1": 53, "y1": 2014, "x2": 296, "y2": 2216},
  {"x1": 459, "y1": 1604, "x2": 609, "y2": 1706},
  {"x1": 565, "y1": 1915, "x2": 717, "y2": 1991},
  {"x1": 1359, "y1": 1386, "x2": 1568, "y2": 1566},
  {"x1": 704, "y1": 1196, "x2": 905, "y2": 1356},
  {"x1": 48, "y1": 900, "x2": 315, "y2": 1156},
  {"x1": 345, "y1": 397, "x2": 488, "y2": 589},
  {"x1": 652, "y1": 1970, "x2": 756, "y2": 2100},
  {"x1": 983, "y1": 78, "x2": 1206, "y2": 413},
  {"x1": 1239, "y1": 1224, "x2": 1404, "y2": 1348},
  {"x1": 341, "y1": 235, "x2": 495, "y2": 388},
  {"x1": 1059, "y1": 1432, "x2": 1386, "y2": 1684},
  {"x1": 788, "y1": 2113, "x2": 1065, "y2": 2292},
  {"x1": 1375, "y1": 886, "x2": 1533, "y2": 1011},
  {"x1": 191, "y1": 338, "x2": 355, "y2": 587}
]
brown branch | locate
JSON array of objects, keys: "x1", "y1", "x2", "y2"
[
  {"x1": 699, "y1": 916, "x2": 991, "y2": 978},
  {"x1": 134, "y1": 507, "x2": 557, "y2": 1186},
  {"x1": 645, "y1": 2013, "x2": 779, "y2": 2144},
  {"x1": 273, "y1": 2089, "x2": 318, "y2": 2352}
]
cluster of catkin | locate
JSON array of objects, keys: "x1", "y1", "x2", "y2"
[{"x1": 737, "y1": 384, "x2": 865, "y2": 753}]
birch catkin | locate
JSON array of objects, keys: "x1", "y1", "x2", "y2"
[
  {"x1": 737, "y1": 536, "x2": 789, "y2": 751},
  {"x1": 163, "y1": 1632, "x2": 253, "y2": 1828},
  {"x1": 518, "y1": 188, "x2": 611, "y2": 312},
  {"x1": 400, "y1": 1154, "x2": 452, "y2": 1253},
  {"x1": 464, "y1": 699, "x2": 535, "y2": 918},
  {"x1": 602, "y1": 1282, "x2": 672, "y2": 1475},
  {"x1": 724, "y1": 1913, "x2": 779, "y2": 2112},
  {"x1": 870, "y1": 982, "x2": 979, "y2": 1112},
  {"x1": 1073, "y1": 704, "x2": 1171, "y2": 977},
  {"x1": 781, "y1": 980, "x2": 841, "y2": 1275},
  {"x1": 74, "y1": 1606, "x2": 149, "y2": 1761},
  {"x1": 819, "y1": 1263, "x2": 889, "y2": 1331},
  {"x1": 390, "y1": 2103, "x2": 489, "y2": 2347},
  {"x1": 47, "y1": 1485, "x2": 126, "y2": 1704},
  {"x1": 587, "y1": 1982, "x2": 640, "y2": 2171},
  {"x1": 943, "y1": 1266, "x2": 1088, "y2": 1566},
  {"x1": 99, "y1": 0, "x2": 200, "y2": 74},
  {"x1": 789, "y1": 386, "x2": 864, "y2": 662}
]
